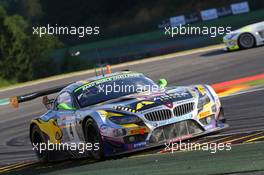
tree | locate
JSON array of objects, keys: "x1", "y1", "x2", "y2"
[
  {"x1": 29, "y1": 35, "x2": 62, "y2": 79},
  {"x1": 18, "y1": 0, "x2": 44, "y2": 22},
  {"x1": 0, "y1": 6, "x2": 62, "y2": 82},
  {"x1": 0, "y1": 6, "x2": 30, "y2": 82}
]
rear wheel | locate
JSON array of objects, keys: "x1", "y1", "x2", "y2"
[
  {"x1": 31, "y1": 125, "x2": 50, "y2": 162},
  {"x1": 84, "y1": 118, "x2": 104, "y2": 160},
  {"x1": 238, "y1": 33, "x2": 255, "y2": 49}
]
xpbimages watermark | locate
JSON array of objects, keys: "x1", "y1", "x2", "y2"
[
  {"x1": 98, "y1": 83, "x2": 164, "y2": 95},
  {"x1": 164, "y1": 24, "x2": 232, "y2": 38},
  {"x1": 32, "y1": 24, "x2": 100, "y2": 37},
  {"x1": 32, "y1": 141, "x2": 100, "y2": 154},
  {"x1": 164, "y1": 141, "x2": 232, "y2": 154}
]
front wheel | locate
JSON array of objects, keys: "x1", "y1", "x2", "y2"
[
  {"x1": 238, "y1": 33, "x2": 255, "y2": 49},
  {"x1": 84, "y1": 118, "x2": 104, "y2": 160}
]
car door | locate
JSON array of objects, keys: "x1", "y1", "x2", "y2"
[{"x1": 54, "y1": 92, "x2": 80, "y2": 143}]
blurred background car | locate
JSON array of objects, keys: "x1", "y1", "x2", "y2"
[{"x1": 223, "y1": 21, "x2": 264, "y2": 51}]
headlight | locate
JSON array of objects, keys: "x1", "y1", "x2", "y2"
[
  {"x1": 197, "y1": 94, "x2": 210, "y2": 109},
  {"x1": 109, "y1": 115, "x2": 142, "y2": 125},
  {"x1": 113, "y1": 128, "x2": 127, "y2": 137}
]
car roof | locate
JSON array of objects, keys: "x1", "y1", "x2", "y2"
[{"x1": 61, "y1": 71, "x2": 140, "y2": 93}]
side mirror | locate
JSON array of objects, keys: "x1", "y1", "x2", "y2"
[
  {"x1": 158, "y1": 79, "x2": 168, "y2": 88},
  {"x1": 57, "y1": 103, "x2": 76, "y2": 110},
  {"x1": 42, "y1": 96, "x2": 54, "y2": 110}
]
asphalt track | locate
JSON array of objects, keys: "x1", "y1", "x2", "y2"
[{"x1": 0, "y1": 46, "x2": 264, "y2": 173}]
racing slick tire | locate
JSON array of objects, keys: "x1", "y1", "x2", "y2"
[
  {"x1": 84, "y1": 118, "x2": 104, "y2": 160},
  {"x1": 238, "y1": 33, "x2": 256, "y2": 49},
  {"x1": 30, "y1": 125, "x2": 52, "y2": 162},
  {"x1": 217, "y1": 107, "x2": 226, "y2": 124}
]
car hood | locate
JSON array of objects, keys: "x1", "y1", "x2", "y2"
[{"x1": 92, "y1": 86, "x2": 197, "y2": 112}]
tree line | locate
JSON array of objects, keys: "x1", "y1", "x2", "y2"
[
  {"x1": 0, "y1": 6, "x2": 62, "y2": 82},
  {"x1": 0, "y1": 0, "x2": 264, "y2": 84}
]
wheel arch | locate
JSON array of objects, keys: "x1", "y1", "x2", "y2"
[
  {"x1": 82, "y1": 115, "x2": 93, "y2": 135},
  {"x1": 29, "y1": 121, "x2": 39, "y2": 143},
  {"x1": 81, "y1": 114, "x2": 105, "y2": 160},
  {"x1": 81, "y1": 111, "x2": 105, "y2": 134}
]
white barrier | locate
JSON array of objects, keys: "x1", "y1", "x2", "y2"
[
  {"x1": 231, "y1": 1, "x2": 250, "y2": 15},
  {"x1": 169, "y1": 15, "x2": 186, "y2": 27},
  {"x1": 201, "y1": 8, "x2": 218, "y2": 21}
]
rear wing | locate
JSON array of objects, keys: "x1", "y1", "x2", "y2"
[
  {"x1": 0, "y1": 84, "x2": 68, "y2": 108},
  {"x1": 0, "y1": 65, "x2": 113, "y2": 108}
]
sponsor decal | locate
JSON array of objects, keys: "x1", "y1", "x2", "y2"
[
  {"x1": 164, "y1": 102, "x2": 173, "y2": 108},
  {"x1": 157, "y1": 113, "x2": 193, "y2": 126},
  {"x1": 199, "y1": 110, "x2": 211, "y2": 119},
  {"x1": 133, "y1": 141, "x2": 147, "y2": 149},
  {"x1": 129, "y1": 127, "x2": 148, "y2": 135},
  {"x1": 127, "y1": 141, "x2": 147, "y2": 150},
  {"x1": 136, "y1": 101, "x2": 155, "y2": 110},
  {"x1": 167, "y1": 134, "x2": 193, "y2": 143},
  {"x1": 153, "y1": 91, "x2": 191, "y2": 102},
  {"x1": 75, "y1": 73, "x2": 142, "y2": 92}
]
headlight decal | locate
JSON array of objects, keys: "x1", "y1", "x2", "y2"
[
  {"x1": 113, "y1": 106, "x2": 136, "y2": 113},
  {"x1": 109, "y1": 115, "x2": 142, "y2": 125},
  {"x1": 197, "y1": 94, "x2": 210, "y2": 110}
]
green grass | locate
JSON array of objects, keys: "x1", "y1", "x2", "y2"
[
  {"x1": 0, "y1": 78, "x2": 16, "y2": 89},
  {"x1": 247, "y1": 78, "x2": 264, "y2": 87},
  {"x1": 41, "y1": 142, "x2": 264, "y2": 175}
]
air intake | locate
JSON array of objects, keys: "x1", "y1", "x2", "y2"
[
  {"x1": 173, "y1": 103, "x2": 194, "y2": 117},
  {"x1": 145, "y1": 109, "x2": 172, "y2": 121}
]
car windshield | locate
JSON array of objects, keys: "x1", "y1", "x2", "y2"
[{"x1": 74, "y1": 73, "x2": 158, "y2": 107}]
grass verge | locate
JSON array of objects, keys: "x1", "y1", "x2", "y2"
[
  {"x1": 41, "y1": 142, "x2": 264, "y2": 175},
  {"x1": 0, "y1": 78, "x2": 16, "y2": 89}
]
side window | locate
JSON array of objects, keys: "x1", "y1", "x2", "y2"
[{"x1": 56, "y1": 92, "x2": 74, "y2": 110}]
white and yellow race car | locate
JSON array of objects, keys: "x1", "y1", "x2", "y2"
[
  {"x1": 223, "y1": 21, "x2": 264, "y2": 51},
  {"x1": 1, "y1": 71, "x2": 228, "y2": 162}
]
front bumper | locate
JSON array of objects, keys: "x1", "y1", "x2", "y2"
[
  {"x1": 223, "y1": 39, "x2": 240, "y2": 51},
  {"x1": 102, "y1": 111, "x2": 228, "y2": 156}
]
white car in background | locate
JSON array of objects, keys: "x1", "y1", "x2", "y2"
[{"x1": 223, "y1": 21, "x2": 264, "y2": 51}]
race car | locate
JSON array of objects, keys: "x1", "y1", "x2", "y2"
[
  {"x1": 223, "y1": 21, "x2": 264, "y2": 51},
  {"x1": 8, "y1": 70, "x2": 228, "y2": 162}
]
